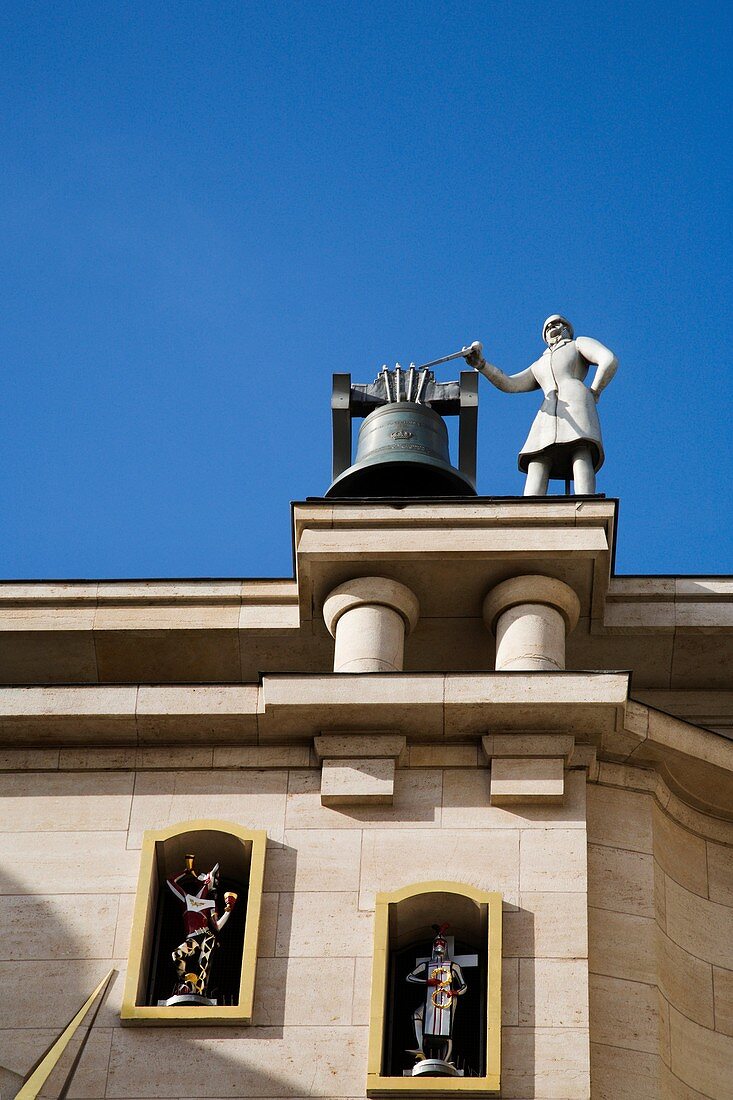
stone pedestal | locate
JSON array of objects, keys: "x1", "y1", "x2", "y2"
[
  {"x1": 323, "y1": 577, "x2": 420, "y2": 673},
  {"x1": 483, "y1": 575, "x2": 581, "y2": 671}
]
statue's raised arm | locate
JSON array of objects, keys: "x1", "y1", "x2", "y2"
[{"x1": 464, "y1": 315, "x2": 618, "y2": 496}]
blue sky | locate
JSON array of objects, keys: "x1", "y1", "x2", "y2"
[{"x1": 1, "y1": 1, "x2": 731, "y2": 578}]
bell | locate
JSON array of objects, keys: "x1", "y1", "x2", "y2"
[{"x1": 326, "y1": 401, "x2": 476, "y2": 497}]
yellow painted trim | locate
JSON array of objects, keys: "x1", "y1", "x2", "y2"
[
  {"x1": 121, "y1": 819, "x2": 267, "y2": 1026},
  {"x1": 366, "y1": 881, "x2": 501, "y2": 1097},
  {"x1": 17, "y1": 969, "x2": 114, "y2": 1099}
]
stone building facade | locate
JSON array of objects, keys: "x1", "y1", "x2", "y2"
[{"x1": 0, "y1": 498, "x2": 731, "y2": 1098}]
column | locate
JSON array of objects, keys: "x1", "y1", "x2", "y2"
[
  {"x1": 483, "y1": 574, "x2": 581, "y2": 672},
  {"x1": 323, "y1": 576, "x2": 420, "y2": 673}
]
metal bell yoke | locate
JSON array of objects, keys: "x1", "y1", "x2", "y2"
[{"x1": 326, "y1": 356, "x2": 479, "y2": 499}]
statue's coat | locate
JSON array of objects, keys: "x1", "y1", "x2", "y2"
[{"x1": 519, "y1": 338, "x2": 604, "y2": 477}]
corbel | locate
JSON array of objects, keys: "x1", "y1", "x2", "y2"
[
  {"x1": 481, "y1": 733, "x2": 596, "y2": 806},
  {"x1": 313, "y1": 731, "x2": 407, "y2": 806}
]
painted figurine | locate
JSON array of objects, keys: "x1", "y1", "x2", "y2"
[
  {"x1": 407, "y1": 924, "x2": 470, "y2": 1069},
  {"x1": 166, "y1": 853, "x2": 237, "y2": 1004},
  {"x1": 464, "y1": 315, "x2": 618, "y2": 495}
]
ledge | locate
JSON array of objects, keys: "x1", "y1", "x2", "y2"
[
  {"x1": 0, "y1": 673, "x2": 730, "y2": 816},
  {"x1": 0, "y1": 672, "x2": 628, "y2": 745}
]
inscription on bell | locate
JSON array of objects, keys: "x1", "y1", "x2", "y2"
[{"x1": 390, "y1": 430, "x2": 414, "y2": 440}]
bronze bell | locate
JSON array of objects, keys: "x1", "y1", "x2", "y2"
[{"x1": 327, "y1": 400, "x2": 476, "y2": 497}]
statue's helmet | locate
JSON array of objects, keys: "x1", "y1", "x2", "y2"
[
  {"x1": 542, "y1": 314, "x2": 574, "y2": 342},
  {"x1": 432, "y1": 922, "x2": 449, "y2": 957}
]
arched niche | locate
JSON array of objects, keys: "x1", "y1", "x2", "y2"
[
  {"x1": 121, "y1": 820, "x2": 266, "y2": 1025},
  {"x1": 367, "y1": 882, "x2": 501, "y2": 1096}
]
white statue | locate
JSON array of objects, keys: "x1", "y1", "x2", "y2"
[{"x1": 464, "y1": 316, "x2": 618, "y2": 495}]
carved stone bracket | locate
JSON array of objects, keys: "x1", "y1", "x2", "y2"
[
  {"x1": 481, "y1": 733, "x2": 598, "y2": 806},
  {"x1": 314, "y1": 731, "x2": 407, "y2": 806}
]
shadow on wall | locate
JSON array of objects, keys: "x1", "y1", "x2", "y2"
[{"x1": 0, "y1": 821, "x2": 330, "y2": 1099}]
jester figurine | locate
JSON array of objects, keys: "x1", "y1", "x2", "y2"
[
  {"x1": 165, "y1": 853, "x2": 237, "y2": 1005},
  {"x1": 407, "y1": 924, "x2": 468, "y2": 1072}
]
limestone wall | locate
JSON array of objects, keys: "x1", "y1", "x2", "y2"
[
  {"x1": 1, "y1": 750, "x2": 731, "y2": 1099},
  {"x1": 587, "y1": 768, "x2": 733, "y2": 1100},
  {"x1": 0, "y1": 750, "x2": 590, "y2": 1100}
]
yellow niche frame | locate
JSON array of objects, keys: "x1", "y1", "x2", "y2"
[
  {"x1": 367, "y1": 881, "x2": 501, "y2": 1096},
  {"x1": 121, "y1": 819, "x2": 266, "y2": 1026}
]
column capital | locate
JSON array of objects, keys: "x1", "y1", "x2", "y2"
[
  {"x1": 482, "y1": 574, "x2": 581, "y2": 634},
  {"x1": 323, "y1": 576, "x2": 420, "y2": 638}
]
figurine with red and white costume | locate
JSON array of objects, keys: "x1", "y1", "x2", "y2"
[{"x1": 165, "y1": 853, "x2": 237, "y2": 1006}]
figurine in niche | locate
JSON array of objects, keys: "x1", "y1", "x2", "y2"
[
  {"x1": 406, "y1": 924, "x2": 476, "y2": 1077},
  {"x1": 165, "y1": 853, "x2": 237, "y2": 1006},
  {"x1": 464, "y1": 316, "x2": 618, "y2": 495}
]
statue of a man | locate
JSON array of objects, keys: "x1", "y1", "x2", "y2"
[
  {"x1": 407, "y1": 925, "x2": 468, "y2": 1069},
  {"x1": 464, "y1": 315, "x2": 618, "y2": 495},
  {"x1": 166, "y1": 854, "x2": 237, "y2": 1003}
]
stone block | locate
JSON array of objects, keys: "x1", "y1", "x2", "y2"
[
  {"x1": 0, "y1": 685, "x2": 138, "y2": 744},
  {"x1": 653, "y1": 805, "x2": 708, "y2": 898},
  {"x1": 213, "y1": 745, "x2": 311, "y2": 768},
  {"x1": 587, "y1": 784, "x2": 653, "y2": 853},
  {"x1": 589, "y1": 972, "x2": 655, "y2": 1056},
  {"x1": 490, "y1": 757, "x2": 565, "y2": 805},
  {"x1": 483, "y1": 732, "x2": 575, "y2": 760},
  {"x1": 285, "y1": 767, "x2": 441, "y2": 830},
  {"x1": 313, "y1": 732, "x2": 405, "y2": 760},
  {"x1": 500, "y1": 1025, "x2": 590, "y2": 1099},
  {"x1": 713, "y1": 965, "x2": 733, "y2": 1037},
  {"x1": 276, "y1": 891, "x2": 374, "y2": 958},
  {"x1": 358, "y1": 828, "x2": 519, "y2": 909},
  {"x1": 0, "y1": 1026, "x2": 113, "y2": 1099},
  {"x1": 136, "y1": 747, "x2": 214, "y2": 769},
  {"x1": 707, "y1": 837, "x2": 733, "y2": 906},
  {"x1": 257, "y1": 892, "x2": 279, "y2": 958},
  {"x1": 590, "y1": 1042, "x2": 661, "y2": 1100},
  {"x1": 518, "y1": 958, "x2": 589, "y2": 1027},
  {"x1": 589, "y1": 973, "x2": 659, "y2": 1054},
  {"x1": 126, "y1": 769, "x2": 288, "y2": 848},
  {"x1": 253, "y1": 955, "x2": 355, "y2": 1026},
  {"x1": 669, "y1": 1004, "x2": 733, "y2": 1098},
  {"x1": 264, "y1": 830, "x2": 362, "y2": 892},
  {"x1": 135, "y1": 684, "x2": 258, "y2": 743},
  {"x1": 0, "y1": 749, "x2": 59, "y2": 770},
  {"x1": 409, "y1": 744, "x2": 479, "y2": 767},
  {"x1": 59, "y1": 748, "x2": 138, "y2": 770},
  {"x1": 588, "y1": 907, "x2": 656, "y2": 984},
  {"x1": 320, "y1": 758, "x2": 395, "y2": 806},
  {"x1": 654, "y1": 859, "x2": 667, "y2": 930},
  {"x1": 0, "y1": 894, "x2": 118, "y2": 961},
  {"x1": 520, "y1": 829, "x2": 587, "y2": 892},
  {"x1": 113, "y1": 893, "x2": 135, "y2": 959},
  {"x1": 658, "y1": 928, "x2": 714, "y2": 1028},
  {"x1": 441, "y1": 767, "x2": 586, "y2": 829},
  {"x1": 658, "y1": 1061, "x2": 710, "y2": 1099},
  {"x1": 587, "y1": 845, "x2": 655, "y2": 917},
  {"x1": 0, "y1": 771, "x2": 133, "y2": 832},
  {"x1": 505, "y1": 892, "x2": 588, "y2": 958},
  {"x1": 351, "y1": 955, "x2": 372, "y2": 1025},
  {"x1": 0, "y1": 959, "x2": 122, "y2": 1030},
  {"x1": 1, "y1": 831, "x2": 138, "y2": 894},
  {"x1": 239, "y1": 601, "x2": 299, "y2": 629},
  {"x1": 665, "y1": 876, "x2": 733, "y2": 969},
  {"x1": 105, "y1": 1023, "x2": 368, "y2": 1097}
]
